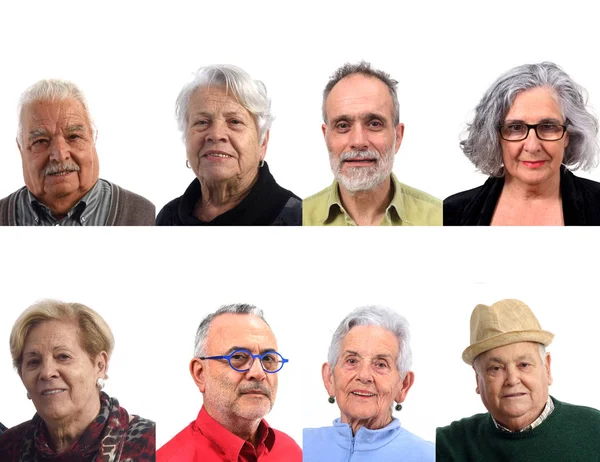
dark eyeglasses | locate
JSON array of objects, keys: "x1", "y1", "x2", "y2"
[
  {"x1": 498, "y1": 122, "x2": 568, "y2": 141},
  {"x1": 198, "y1": 349, "x2": 288, "y2": 373}
]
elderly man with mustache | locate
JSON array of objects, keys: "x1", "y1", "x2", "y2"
[
  {"x1": 0, "y1": 79, "x2": 155, "y2": 226},
  {"x1": 302, "y1": 61, "x2": 441, "y2": 226},
  {"x1": 157, "y1": 304, "x2": 301, "y2": 462}
]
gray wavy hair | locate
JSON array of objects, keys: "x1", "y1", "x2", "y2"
[
  {"x1": 175, "y1": 64, "x2": 273, "y2": 144},
  {"x1": 193, "y1": 303, "x2": 268, "y2": 357},
  {"x1": 327, "y1": 305, "x2": 412, "y2": 378},
  {"x1": 17, "y1": 79, "x2": 96, "y2": 148},
  {"x1": 461, "y1": 62, "x2": 599, "y2": 177},
  {"x1": 322, "y1": 61, "x2": 400, "y2": 125}
]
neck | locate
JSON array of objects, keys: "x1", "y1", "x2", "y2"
[
  {"x1": 37, "y1": 192, "x2": 90, "y2": 219},
  {"x1": 338, "y1": 177, "x2": 393, "y2": 226},
  {"x1": 195, "y1": 172, "x2": 258, "y2": 222},
  {"x1": 45, "y1": 394, "x2": 101, "y2": 453},
  {"x1": 502, "y1": 172, "x2": 561, "y2": 201},
  {"x1": 343, "y1": 412, "x2": 393, "y2": 436},
  {"x1": 205, "y1": 405, "x2": 262, "y2": 446}
]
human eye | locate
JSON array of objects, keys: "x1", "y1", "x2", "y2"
[
  {"x1": 506, "y1": 123, "x2": 525, "y2": 132},
  {"x1": 538, "y1": 123, "x2": 561, "y2": 133},
  {"x1": 25, "y1": 358, "x2": 40, "y2": 368},
  {"x1": 374, "y1": 360, "x2": 389, "y2": 370},
  {"x1": 368, "y1": 120, "x2": 383, "y2": 129},
  {"x1": 335, "y1": 121, "x2": 350, "y2": 132},
  {"x1": 31, "y1": 138, "x2": 48, "y2": 146}
]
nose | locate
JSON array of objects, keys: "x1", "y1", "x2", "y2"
[
  {"x1": 522, "y1": 127, "x2": 542, "y2": 152},
  {"x1": 504, "y1": 365, "x2": 521, "y2": 386},
  {"x1": 349, "y1": 125, "x2": 369, "y2": 151},
  {"x1": 355, "y1": 360, "x2": 374, "y2": 383},
  {"x1": 39, "y1": 358, "x2": 59, "y2": 381},
  {"x1": 245, "y1": 356, "x2": 267, "y2": 381},
  {"x1": 206, "y1": 119, "x2": 228, "y2": 143},
  {"x1": 48, "y1": 136, "x2": 70, "y2": 162}
]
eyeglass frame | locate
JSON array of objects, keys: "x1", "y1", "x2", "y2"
[
  {"x1": 197, "y1": 348, "x2": 289, "y2": 373},
  {"x1": 497, "y1": 121, "x2": 569, "y2": 142}
]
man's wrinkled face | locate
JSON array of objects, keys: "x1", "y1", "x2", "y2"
[
  {"x1": 323, "y1": 74, "x2": 403, "y2": 193},
  {"x1": 194, "y1": 314, "x2": 278, "y2": 423},
  {"x1": 18, "y1": 99, "x2": 99, "y2": 206},
  {"x1": 474, "y1": 342, "x2": 552, "y2": 431}
]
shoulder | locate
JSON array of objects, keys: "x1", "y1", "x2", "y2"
[
  {"x1": 302, "y1": 185, "x2": 334, "y2": 226},
  {"x1": 122, "y1": 415, "x2": 155, "y2": 459},
  {"x1": 272, "y1": 196, "x2": 302, "y2": 226},
  {"x1": 568, "y1": 171, "x2": 600, "y2": 197},
  {"x1": 396, "y1": 180, "x2": 442, "y2": 226},
  {"x1": 393, "y1": 426, "x2": 435, "y2": 454},
  {"x1": 0, "y1": 188, "x2": 24, "y2": 226},
  {"x1": 271, "y1": 428, "x2": 302, "y2": 454},
  {"x1": 0, "y1": 420, "x2": 30, "y2": 460},
  {"x1": 554, "y1": 399, "x2": 600, "y2": 423},
  {"x1": 156, "y1": 196, "x2": 183, "y2": 226},
  {"x1": 157, "y1": 421, "x2": 198, "y2": 461},
  {"x1": 107, "y1": 181, "x2": 156, "y2": 225},
  {"x1": 443, "y1": 183, "x2": 489, "y2": 225},
  {"x1": 437, "y1": 413, "x2": 489, "y2": 439},
  {"x1": 302, "y1": 426, "x2": 338, "y2": 458}
]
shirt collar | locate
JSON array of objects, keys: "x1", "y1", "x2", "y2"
[
  {"x1": 492, "y1": 395, "x2": 555, "y2": 432},
  {"x1": 195, "y1": 406, "x2": 275, "y2": 460},
  {"x1": 27, "y1": 180, "x2": 102, "y2": 225},
  {"x1": 323, "y1": 173, "x2": 409, "y2": 225},
  {"x1": 331, "y1": 417, "x2": 401, "y2": 451}
]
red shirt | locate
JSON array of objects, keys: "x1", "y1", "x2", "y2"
[{"x1": 157, "y1": 406, "x2": 302, "y2": 462}]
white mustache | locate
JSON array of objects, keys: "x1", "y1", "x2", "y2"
[
  {"x1": 339, "y1": 150, "x2": 380, "y2": 162},
  {"x1": 42, "y1": 161, "x2": 80, "y2": 176}
]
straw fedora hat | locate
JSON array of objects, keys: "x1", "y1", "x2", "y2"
[{"x1": 462, "y1": 299, "x2": 554, "y2": 365}]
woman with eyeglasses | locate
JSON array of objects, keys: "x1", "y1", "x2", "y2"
[
  {"x1": 303, "y1": 306, "x2": 434, "y2": 461},
  {"x1": 444, "y1": 62, "x2": 600, "y2": 225}
]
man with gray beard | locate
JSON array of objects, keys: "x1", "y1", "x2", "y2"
[
  {"x1": 303, "y1": 62, "x2": 441, "y2": 226},
  {"x1": 0, "y1": 79, "x2": 155, "y2": 226},
  {"x1": 157, "y1": 304, "x2": 301, "y2": 461}
]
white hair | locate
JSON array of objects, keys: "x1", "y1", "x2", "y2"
[
  {"x1": 17, "y1": 79, "x2": 96, "y2": 148},
  {"x1": 175, "y1": 64, "x2": 273, "y2": 144},
  {"x1": 327, "y1": 305, "x2": 412, "y2": 378},
  {"x1": 193, "y1": 303, "x2": 269, "y2": 358}
]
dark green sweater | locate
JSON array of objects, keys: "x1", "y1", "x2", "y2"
[{"x1": 436, "y1": 397, "x2": 600, "y2": 461}]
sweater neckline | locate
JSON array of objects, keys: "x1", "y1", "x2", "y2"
[{"x1": 332, "y1": 417, "x2": 401, "y2": 451}]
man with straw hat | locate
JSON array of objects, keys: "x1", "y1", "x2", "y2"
[{"x1": 436, "y1": 299, "x2": 600, "y2": 461}]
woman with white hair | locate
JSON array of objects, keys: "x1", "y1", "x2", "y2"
[
  {"x1": 444, "y1": 62, "x2": 600, "y2": 225},
  {"x1": 303, "y1": 306, "x2": 434, "y2": 461},
  {"x1": 0, "y1": 300, "x2": 155, "y2": 461},
  {"x1": 156, "y1": 64, "x2": 301, "y2": 226}
]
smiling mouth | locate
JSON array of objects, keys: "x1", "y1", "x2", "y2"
[
  {"x1": 351, "y1": 391, "x2": 376, "y2": 397},
  {"x1": 503, "y1": 393, "x2": 527, "y2": 398},
  {"x1": 47, "y1": 170, "x2": 76, "y2": 177},
  {"x1": 203, "y1": 152, "x2": 233, "y2": 159},
  {"x1": 41, "y1": 389, "x2": 66, "y2": 396},
  {"x1": 521, "y1": 160, "x2": 546, "y2": 168}
]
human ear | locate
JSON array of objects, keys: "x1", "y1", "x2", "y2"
[
  {"x1": 321, "y1": 362, "x2": 336, "y2": 398},
  {"x1": 394, "y1": 370, "x2": 415, "y2": 403},
  {"x1": 190, "y1": 357, "x2": 207, "y2": 393}
]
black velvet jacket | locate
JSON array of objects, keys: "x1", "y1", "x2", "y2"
[
  {"x1": 156, "y1": 162, "x2": 301, "y2": 226},
  {"x1": 443, "y1": 166, "x2": 600, "y2": 226}
]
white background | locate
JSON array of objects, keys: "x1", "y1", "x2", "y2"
[
  {"x1": 1, "y1": 229, "x2": 599, "y2": 450},
  {"x1": 1, "y1": 0, "x2": 600, "y2": 456},
  {"x1": 1, "y1": 0, "x2": 599, "y2": 208}
]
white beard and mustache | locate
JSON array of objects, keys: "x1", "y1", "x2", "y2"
[{"x1": 329, "y1": 147, "x2": 395, "y2": 194}]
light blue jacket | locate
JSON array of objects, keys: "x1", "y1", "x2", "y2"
[{"x1": 303, "y1": 418, "x2": 434, "y2": 461}]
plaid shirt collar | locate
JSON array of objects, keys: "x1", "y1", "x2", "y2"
[{"x1": 493, "y1": 396, "x2": 555, "y2": 432}]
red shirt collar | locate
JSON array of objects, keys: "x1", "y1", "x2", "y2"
[{"x1": 194, "y1": 406, "x2": 276, "y2": 461}]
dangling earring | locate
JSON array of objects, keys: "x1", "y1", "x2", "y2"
[
  {"x1": 97, "y1": 378, "x2": 106, "y2": 390},
  {"x1": 328, "y1": 396, "x2": 335, "y2": 404},
  {"x1": 395, "y1": 403, "x2": 402, "y2": 411},
  {"x1": 27, "y1": 392, "x2": 32, "y2": 400},
  {"x1": 186, "y1": 160, "x2": 191, "y2": 169},
  {"x1": 259, "y1": 159, "x2": 265, "y2": 168}
]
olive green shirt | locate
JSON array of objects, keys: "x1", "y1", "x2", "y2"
[{"x1": 302, "y1": 173, "x2": 442, "y2": 226}]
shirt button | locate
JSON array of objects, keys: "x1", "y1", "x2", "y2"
[
  {"x1": 54, "y1": 223, "x2": 60, "y2": 226},
  {"x1": 82, "y1": 216, "x2": 86, "y2": 222}
]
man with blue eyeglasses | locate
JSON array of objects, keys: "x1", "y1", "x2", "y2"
[{"x1": 157, "y1": 303, "x2": 302, "y2": 461}]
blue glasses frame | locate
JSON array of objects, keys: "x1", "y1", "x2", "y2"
[{"x1": 198, "y1": 349, "x2": 288, "y2": 373}]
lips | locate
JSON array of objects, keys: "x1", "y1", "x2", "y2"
[
  {"x1": 202, "y1": 150, "x2": 234, "y2": 159},
  {"x1": 47, "y1": 170, "x2": 76, "y2": 176},
  {"x1": 40, "y1": 389, "x2": 66, "y2": 396},
  {"x1": 351, "y1": 390, "x2": 376, "y2": 397},
  {"x1": 521, "y1": 160, "x2": 546, "y2": 168},
  {"x1": 502, "y1": 392, "x2": 527, "y2": 398}
]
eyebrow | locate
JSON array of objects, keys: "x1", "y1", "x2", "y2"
[
  {"x1": 486, "y1": 353, "x2": 536, "y2": 364},
  {"x1": 28, "y1": 128, "x2": 49, "y2": 141},
  {"x1": 503, "y1": 118, "x2": 563, "y2": 124},
  {"x1": 225, "y1": 346, "x2": 277, "y2": 355},
  {"x1": 331, "y1": 112, "x2": 387, "y2": 126},
  {"x1": 342, "y1": 350, "x2": 393, "y2": 360},
  {"x1": 65, "y1": 124, "x2": 86, "y2": 133}
]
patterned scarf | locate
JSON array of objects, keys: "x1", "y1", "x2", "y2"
[{"x1": 19, "y1": 392, "x2": 130, "y2": 462}]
